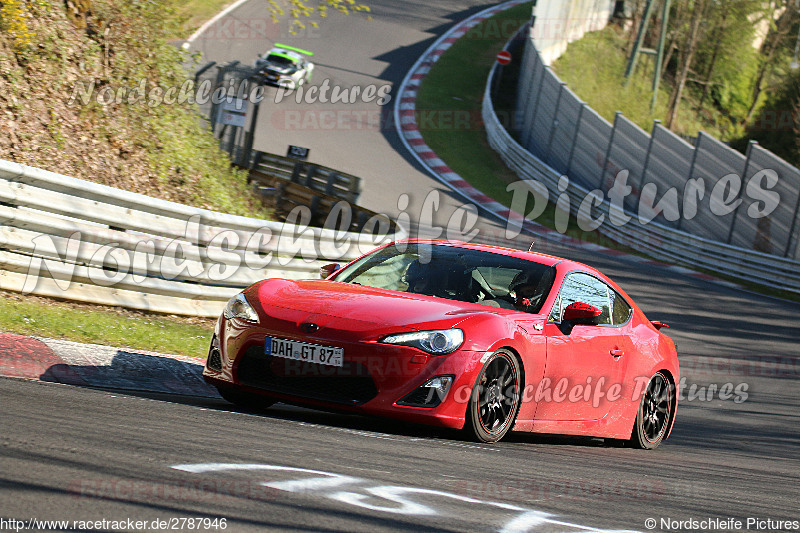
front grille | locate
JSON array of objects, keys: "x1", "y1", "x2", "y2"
[{"x1": 235, "y1": 345, "x2": 377, "y2": 405}]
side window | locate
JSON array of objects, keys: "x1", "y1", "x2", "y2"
[
  {"x1": 549, "y1": 272, "x2": 612, "y2": 325},
  {"x1": 610, "y1": 289, "x2": 632, "y2": 325}
]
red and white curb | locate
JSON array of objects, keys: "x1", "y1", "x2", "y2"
[
  {"x1": 0, "y1": 332, "x2": 219, "y2": 397},
  {"x1": 394, "y1": 0, "x2": 531, "y2": 230},
  {"x1": 392, "y1": 0, "x2": 741, "y2": 291}
]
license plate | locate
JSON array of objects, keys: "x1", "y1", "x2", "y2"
[{"x1": 265, "y1": 336, "x2": 344, "y2": 367}]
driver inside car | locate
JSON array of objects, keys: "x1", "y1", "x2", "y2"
[{"x1": 509, "y1": 271, "x2": 546, "y2": 311}]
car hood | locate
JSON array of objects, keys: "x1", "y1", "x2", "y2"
[
  {"x1": 264, "y1": 63, "x2": 296, "y2": 74},
  {"x1": 251, "y1": 278, "x2": 492, "y2": 329}
]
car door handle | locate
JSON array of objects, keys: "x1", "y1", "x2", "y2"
[{"x1": 610, "y1": 349, "x2": 624, "y2": 357}]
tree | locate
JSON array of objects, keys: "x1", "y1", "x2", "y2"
[
  {"x1": 266, "y1": 0, "x2": 371, "y2": 33},
  {"x1": 737, "y1": 67, "x2": 800, "y2": 167},
  {"x1": 746, "y1": 1, "x2": 799, "y2": 122},
  {"x1": 693, "y1": 0, "x2": 761, "y2": 118},
  {"x1": 665, "y1": 0, "x2": 708, "y2": 129}
]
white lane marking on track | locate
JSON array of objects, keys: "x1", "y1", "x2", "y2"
[
  {"x1": 185, "y1": 0, "x2": 252, "y2": 45},
  {"x1": 171, "y1": 463, "x2": 643, "y2": 533}
]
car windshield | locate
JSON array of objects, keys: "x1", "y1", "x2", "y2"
[
  {"x1": 333, "y1": 243, "x2": 556, "y2": 313},
  {"x1": 266, "y1": 54, "x2": 297, "y2": 67}
]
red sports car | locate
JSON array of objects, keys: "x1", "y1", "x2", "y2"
[{"x1": 204, "y1": 240, "x2": 678, "y2": 448}]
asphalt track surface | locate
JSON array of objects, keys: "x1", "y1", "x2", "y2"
[{"x1": 2, "y1": 1, "x2": 799, "y2": 532}]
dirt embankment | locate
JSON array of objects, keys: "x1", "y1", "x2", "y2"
[{"x1": 0, "y1": 0, "x2": 265, "y2": 216}]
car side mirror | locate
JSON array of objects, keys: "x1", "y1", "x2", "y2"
[
  {"x1": 320, "y1": 263, "x2": 341, "y2": 279},
  {"x1": 562, "y1": 302, "x2": 602, "y2": 325},
  {"x1": 257, "y1": 53, "x2": 263, "y2": 58}
]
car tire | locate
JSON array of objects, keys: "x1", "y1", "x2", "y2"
[
  {"x1": 465, "y1": 349, "x2": 522, "y2": 443},
  {"x1": 216, "y1": 386, "x2": 276, "y2": 412},
  {"x1": 629, "y1": 372, "x2": 673, "y2": 449}
]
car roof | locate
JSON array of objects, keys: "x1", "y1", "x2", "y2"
[
  {"x1": 397, "y1": 239, "x2": 563, "y2": 266},
  {"x1": 267, "y1": 48, "x2": 303, "y2": 61},
  {"x1": 398, "y1": 238, "x2": 611, "y2": 276}
]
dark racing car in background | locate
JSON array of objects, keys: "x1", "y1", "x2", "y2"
[{"x1": 205, "y1": 240, "x2": 679, "y2": 448}]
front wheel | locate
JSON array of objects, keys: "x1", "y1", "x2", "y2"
[
  {"x1": 465, "y1": 349, "x2": 521, "y2": 443},
  {"x1": 629, "y1": 372, "x2": 673, "y2": 449}
]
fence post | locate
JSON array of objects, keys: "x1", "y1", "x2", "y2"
[
  {"x1": 786, "y1": 172, "x2": 800, "y2": 259},
  {"x1": 516, "y1": 27, "x2": 535, "y2": 134},
  {"x1": 194, "y1": 61, "x2": 217, "y2": 86},
  {"x1": 676, "y1": 127, "x2": 700, "y2": 231},
  {"x1": 209, "y1": 65, "x2": 227, "y2": 134},
  {"x1": 241, "y1": 96, "x2": 261, "y2": 168},
  {"x1": 565, "y1": 103, "x2": 585, "y2": 180},
  {"x1": 545, "y1": 82, "x2": 567, "y2": 169},
  {"x1": 599, "y1": 112, "x2": 621, "y2": 190},
  {"x1": 520, "y1": 46, "x2": 538, "y2": 147},
  {"x1": 727, "y1": 140, "x2": 756, "y2": 245},
  {"x1": 638, "y1": 120, "x2": 660, "y2": 199},
  {"x1": 523, "y1": 62, "x2": 548, "y2": 150}
]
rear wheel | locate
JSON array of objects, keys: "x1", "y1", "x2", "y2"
[
  {"x1": 465, "y1": 349, "x2": 521, "y2": 443},
  {"x1": 216, "y1": 387, "x2": 276, "y2": 412},
  {"x1": 629, "y1": 372, "x2": 673, "y2": 449}
]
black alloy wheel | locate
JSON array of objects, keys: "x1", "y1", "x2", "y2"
[{"x1": 465, "y1": 349, "x2": 521, "y2": 443}]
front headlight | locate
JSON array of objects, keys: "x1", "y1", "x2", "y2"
[
  {"x1": 381, "y1": 329, "x2": 464, "y2": 355},
  {"x1": 223, "y1": 293, "x2": 259, "y2": 323}
]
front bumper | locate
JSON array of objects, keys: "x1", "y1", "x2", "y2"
[{"x1": 203, "y1": 317, "x2": 485, "y2": 429}]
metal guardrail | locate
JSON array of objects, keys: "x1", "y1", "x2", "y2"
[
  {"x1": 250, "y1": 151, "x2": 362, "y2": 203},
  {"x1": 483, "y1": 75, "x2": 800, "y2": 294},
  {"x1": 0, "y1": 159, "x2": 404, "y2": 317}
]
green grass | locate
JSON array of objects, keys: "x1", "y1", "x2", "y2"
[
  {"x1": 416, "y1": 1, "x2": 627, "y2": 244},
  {"x1": 551, "y1": 26, "x2": 730, "y2": 141},
  {"x1": 0, "y1": 292, "x2": 214, "y2": 357},
  {"x1": 176, "y1": 0, "x2": 236, "y2": 37}
]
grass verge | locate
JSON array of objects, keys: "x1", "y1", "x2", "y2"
[
  {"x1": 416, "y1": 1, "x2": 634, "y2": 246},
  {"x1": 550, "y1": 26, "x2": 728, "y2": 141},
  {"x1": 0, "y1": 291, "x2": 215, "y2": 358},
  {"x1": 177, "y1": 0, "x2": 237, "y2": 38}
]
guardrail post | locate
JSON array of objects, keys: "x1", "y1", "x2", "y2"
[
  {"x1": 325, "y1": 173, "x2": 338, "y2": 196},
  {"x1": 290, "y1": 162, "x2": 303, "y2": 183},
  {"x1": 305, "y1": 165, "x2": 319, "y2": 188},
  {"x1": 727, "y1": 140, "x2": 756, "y2": 245}
]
